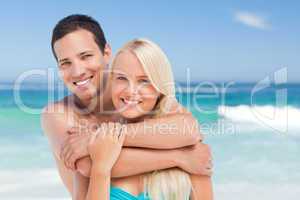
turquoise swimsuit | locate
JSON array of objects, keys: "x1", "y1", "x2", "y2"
[{"x1": 110, "y1": 186, "x2": 150, "y2": 200}]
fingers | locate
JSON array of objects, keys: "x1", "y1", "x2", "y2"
[
  {"x1": 99, "y1": 123, "x2": 108, "y2": 138},
  {"x1": 60, "y1": 137, "x2": 71, "y2": 161},
  {"x1": 198, "y1": 133, "x2": 204, "y2": 142},
  {"x1": 114, "y1": 123, "x2": 122, "y2": 139},
  {"x1": 118, "y1": 125, "x2": 126, "y2": 144},
  {"x1": 204, "y1": 157, "x2": 213, "y2": 176},
  {"x1": 65, "y1": 152, "x2": 77, "y2": 170},
  {"x1": 108, "y1": 122, "x2": 115, "y2": 139},
  {"x1": 67, "y1": 126, "x2": 80, "y2": 135},
  {"x1": 89, "y1": 130, "x2": 98, "y2": 145},
  {"x1": 208, "y1": 158, "x2": 213, "y2": 167},
  {"x1": 204, "y1": 168, "x2": 213, "y2": 176},
  {"x1": 93, "y1": 122, "x2": 125, "y2": 146},
  {"x1": 113, "y1": 123, "x2": 125, "y2": 144},
  {"x1": 63, "y1": 146, "x2": 74, "y2": 170}
]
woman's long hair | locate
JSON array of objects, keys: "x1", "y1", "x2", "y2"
[{"x1": 111, "y1": 38, "x2": 192, "y2": 200}]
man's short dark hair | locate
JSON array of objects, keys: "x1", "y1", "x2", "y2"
[{"x1": 51, "y1": 14, "x2": 107, "y2": 60}]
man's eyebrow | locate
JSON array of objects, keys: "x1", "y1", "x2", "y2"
[
  {"x1": 78, "y1": 50, "x2": 94, "y2": 56},
  {"x1": 58, "y1": 50, "x2": 94, "y2": 63},
  {"x1": 58, "y1": 58, "x2": 69, "y2": 63}
]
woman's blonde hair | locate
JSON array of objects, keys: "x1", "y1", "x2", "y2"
[{"x1": 111, "y1": 38, "x2": 192, "y2": 200}]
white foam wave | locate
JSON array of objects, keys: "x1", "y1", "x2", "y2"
[
  {"x1": 218, "y1": 105, "x2": 300, "y2": 133},
  {"x1": 0, "y1": 168, "x2": 69, "y2": 199},
  {"x1": 214, "y1": 182, "x2": 300, "y2": 200}
]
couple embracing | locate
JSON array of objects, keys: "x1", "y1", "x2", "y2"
[{"x1": 42, "y1": 14, "x2": 213, "y2": 200}]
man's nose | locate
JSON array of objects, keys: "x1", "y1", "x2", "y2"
[{"x1": 71, "y1": 60, "x2": 86, "y2": 78}]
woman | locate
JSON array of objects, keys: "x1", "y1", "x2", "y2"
[{"x1": 76, "y1": 38, "x2": 213, "y2": 200}]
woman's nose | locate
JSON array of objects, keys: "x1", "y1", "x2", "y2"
[{"x1": 127, "y1": 82, "x2": 139, "y2": 95}]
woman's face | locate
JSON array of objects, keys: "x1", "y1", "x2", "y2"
[{"x1": 111, "y1": 51, "x2": 160, "y2": 120}]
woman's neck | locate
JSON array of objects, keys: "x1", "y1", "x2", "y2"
[{"x1": 118, "y1": 113, "x2": 154, "y2": 124}]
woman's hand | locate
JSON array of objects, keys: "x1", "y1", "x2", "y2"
[{"x1": 88, "y1": 122, "x2": 125, "y2": 175}]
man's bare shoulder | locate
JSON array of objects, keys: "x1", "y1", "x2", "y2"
[
  {"x1": 42, "y1": 95, "x2": 74, "y2": 114},
  {"x1": 41, "y1": 95, "x2": 76, "y2": 136}
]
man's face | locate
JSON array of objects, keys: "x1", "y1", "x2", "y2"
[{"x1": 53, "y1": 29, "x2": 111, "y2": 102}]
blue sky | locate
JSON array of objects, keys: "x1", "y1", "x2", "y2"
[{"x1": 0, "y1": 0, "x2": 299, "y2": 82}]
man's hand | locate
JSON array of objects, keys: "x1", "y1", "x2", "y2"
[
  {"x1": 60, "y1": 127, "x2": 92, "y2": 170},
  {"x1": 178, "y1": 143, "x2": 213, "y2": 176}
]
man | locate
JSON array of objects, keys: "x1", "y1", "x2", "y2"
[{"x1": 41, "y1": 14, "x2": 212, "y2": 198}]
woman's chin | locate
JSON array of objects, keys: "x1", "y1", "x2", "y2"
[
  {"x1": 121, "y1": 112, "x2": 142, "y2": 119},
  {"x1": 119, "y1": 110, "x2": 146, "y2": 122}
]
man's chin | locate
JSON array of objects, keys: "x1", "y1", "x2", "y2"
[{"x1": 74, "y1": 90, "x2": 97, "y2": 103}]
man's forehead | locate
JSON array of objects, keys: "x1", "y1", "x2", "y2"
[{"x1": 54, "y1": 29, "x2": 100, "y2": 59}]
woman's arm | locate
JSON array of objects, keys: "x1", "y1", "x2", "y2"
[
  {"x1": 123, "y1": 112, "x2": 202, "y2": 149},
  {"x1": 84, "y1": 123, "x2": 125, "y2": 200},
  {"x1": 86, "y1": 168, "x2": 111, "y2": 200},
  {"x1": 73, "y1": 171, "x2": 110, "y2": 200},
  {"x1": 123, "y1": 98, "x2": 202, "y2": 149},
  {"x1": 190, "y1": 175, "x2": 213, "y2": 200},
  {"x1": 77, "y1": 147, "x2": 179, "y2": 178}
]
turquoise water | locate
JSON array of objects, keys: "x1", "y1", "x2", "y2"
[{"x1": 0, "y1": 82, "x2": 300, "y2": 199}]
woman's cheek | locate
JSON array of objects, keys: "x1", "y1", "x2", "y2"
[
  {"x1": 111, "y1": 84, "x2": 124, "y2": 104},
  {"x1": 143, "y1": 88, "x2": 160, "y2": 101}
]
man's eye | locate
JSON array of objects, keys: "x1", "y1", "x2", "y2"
[
  {"x1": 82, "y1": 54, "x2": 93, "y2": 59},
  {"x1": 60, "y1": 62, "x2": 71, "y2": 68}
]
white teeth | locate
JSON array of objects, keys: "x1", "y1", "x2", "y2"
[
  {"x1": 123, "y1": 98, "x2": 141, "y2": 105},
  {"x1": 75, "y1": 78, "x2": 90, "y2": 86}
]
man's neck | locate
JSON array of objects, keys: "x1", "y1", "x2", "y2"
[{"x1": 74, "y1": 92, "x2": 112, "y2": 115}]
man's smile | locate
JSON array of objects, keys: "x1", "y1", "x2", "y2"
[{"x1": 73, "y1": 75, "x2": 94, "y2": 87}]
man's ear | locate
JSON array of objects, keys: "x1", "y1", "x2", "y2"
[{"x1": 103, "y1": 43, "x2": 112, "y2": 61}]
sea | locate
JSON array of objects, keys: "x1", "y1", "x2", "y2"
[{"x1": 0, "y1": 80, "x2": 299, "y2": 200}]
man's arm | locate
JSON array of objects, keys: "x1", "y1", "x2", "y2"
[{"x1": 73, "y1": 172, "x2": 89, "y2": 200}]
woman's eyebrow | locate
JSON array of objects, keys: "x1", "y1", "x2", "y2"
[
  {"x1": 112, "y1": 72, "x2": 127, "y2": 76},
  {"x1": 137, "y1": 75, "x2": 148, "y2": 78}
]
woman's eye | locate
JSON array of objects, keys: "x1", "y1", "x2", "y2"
[
  {"x1": 139, "y1": 79, "x2": 150, "y2": 84},
  {"x1": 117, "y1": 76, "x2": 127, "y2": 81}
]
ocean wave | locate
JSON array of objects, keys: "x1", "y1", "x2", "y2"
[
  {"x1": 1, "y1": 168, "x2": 299, "y2": 200},
  {"x1": 214, "y1": 182, "x2": 300, "y2": 200},
  {"x1": 218, "y1": 105, "x2": 300, "y2": 133},
  {"x1": 0, "y1": 168, "x2": 69, "y2": 198}
]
